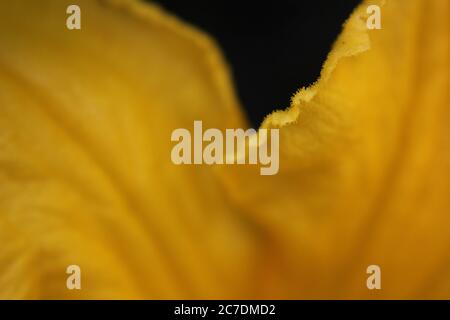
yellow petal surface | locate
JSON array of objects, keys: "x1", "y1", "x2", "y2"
[
  {"x1": 219, "y1": 0, "x2": 450, "y2": 298},
  {"x1": 1, "y1": 0, "x2": 449, "y2": 299},
  {"x1": 0, "y1": 0, "x2": 255, "y2": 299}
]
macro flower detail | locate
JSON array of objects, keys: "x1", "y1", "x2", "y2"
[{"x1": 0, "y1": 0, "x2": 448, "y2": 299}]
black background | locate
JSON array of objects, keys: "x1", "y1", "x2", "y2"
[{"x1": 151, "y1": 0, "x2": 361, "y2": 126}]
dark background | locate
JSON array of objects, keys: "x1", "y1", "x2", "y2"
[{"x1": 151, "y1": 0, "x2": 361, "y2": 126}]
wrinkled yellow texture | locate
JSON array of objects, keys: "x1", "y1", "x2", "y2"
[
  {"x1": 0, "y1": 0, "x2": 449, "y2": 299},
  {"x1": 0, "y1": 0, "x2": 252, "y2": 299}
]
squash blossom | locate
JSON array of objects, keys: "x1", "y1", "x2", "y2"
[{"x1": 0, "y1": 0, "x2": 448, "y2": 299}]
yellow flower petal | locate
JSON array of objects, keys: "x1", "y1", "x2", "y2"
[
  {"x1": 219, "y1": 0, "x2": 449, "y2": 298},
  {"x1": 0, "y1": 0, "x2": 255, "y2": 299},
  {"x1": 1, "y1": 0, "x2": 449, "y2": 299}
]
